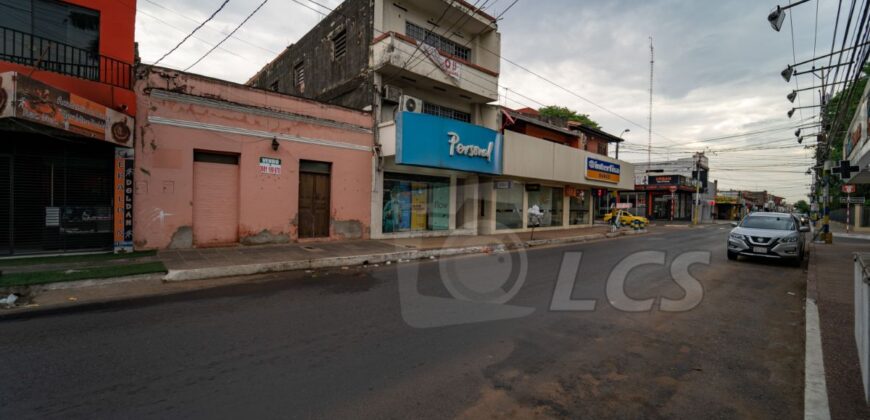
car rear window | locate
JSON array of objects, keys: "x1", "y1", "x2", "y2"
[{"x1": 740, "y1": 216, "x2": 796, "y2": 230}]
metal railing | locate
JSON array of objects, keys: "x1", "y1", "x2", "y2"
[{"x1": 0, "y1": 26, "x2": 132, "y2": 90}]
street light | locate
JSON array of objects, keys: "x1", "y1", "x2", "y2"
[
  {"x1": 788, "y1": 104, "x2": 821, "y2": 118},
  {"x1": 616, "y1": 129, "x2": 629, "y2": 159},
  {"x1": 787, "y1": 90, "x2": 797, "y2": 103},
  {"x1": 781, "y1": 65, "x2": 794, "y2": 82},
  {"x1": 768, "y1": 0, "x2": 811, "y2": 32}
]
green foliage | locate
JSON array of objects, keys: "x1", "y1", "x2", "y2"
[
  {"x1": 794, "y1": 200, "x2": 810, "y2": 213},
  {"x1": 815, "y1": 65, "x2": 870, "y2": 207},
  {"x1": 538, "y1": 106, "x2": 601, "y2": 130}
]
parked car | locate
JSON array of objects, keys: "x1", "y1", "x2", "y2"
[
  {"x1": 727, "y1": 212, "x2": 810, "y2": 265},
  {"x1": 603, "y1": 210, "x2": 649, "y2": 228}
]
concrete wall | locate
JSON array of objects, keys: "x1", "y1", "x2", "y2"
[
  {"x1": 134, "y1": 67, "x2": 374, "y2": 249},
  {"x1": 502, "y1": 131, "x2": 636, "y2": 191},
  {"x1": 247, "y1": 0, "x2": 374, "y2": 109}
]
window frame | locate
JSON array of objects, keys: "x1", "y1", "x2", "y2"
[{"x1": 405, "y1": 21, "x2": 471, "y2": 61}]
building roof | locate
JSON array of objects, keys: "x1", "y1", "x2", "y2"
[{"x1": 502, "y1": 108, "x2": 579, "y2": 137}]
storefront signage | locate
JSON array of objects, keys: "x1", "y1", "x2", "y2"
[
  {"x1": 494, "y1": 180, "x2": 513, "y2": 189},
  {"x1": 648, "y1": 175, "x2": 678, "y2": 185},
  {"x1": 259, "y1": 157, "x2": 282, "y2": 175},
  {"x1": 396, "y1": 112, "x2": 503, "y2": 175},
  {"x1": 420, "y1": 43, "x2": 462, "y2": 82},
  {"x1": 448, "y1": 132, "x2": 493, "y2": 161},
  {"x1": 585, "y1": 157, "x2": 621, "y2": 183},
  {"x1": 114, "y1": 148, "x2": 134, "y2": 253},
  {"x1": 525, "y1": 183, "x2": 541, "y2": 192},
  {"x1": 0, "y1": 72, "x2": 134, "y2": 146}
]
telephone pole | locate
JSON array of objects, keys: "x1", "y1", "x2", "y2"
[{"x1": 648, "y1": 37, "x2": 654, "y2": 170}]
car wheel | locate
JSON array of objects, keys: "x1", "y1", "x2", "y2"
[{"x1": 727, "y1": 251, "x2": 738, "y2": 261}]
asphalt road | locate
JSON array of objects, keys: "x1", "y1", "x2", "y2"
[{"x1": 0, "y1": 226, "x2": 806, "y2": 419}]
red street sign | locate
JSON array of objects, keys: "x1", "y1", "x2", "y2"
[
  {"x1": 843, "y1": 184, "x2": 857, "y2": 194},
  {"x1": 668, "y1": 186, "x2": 678, "y2": 193}
]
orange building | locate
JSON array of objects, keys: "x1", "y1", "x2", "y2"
[{"x1": 0, "y1": 0, "x2": 137, "y2": 255}]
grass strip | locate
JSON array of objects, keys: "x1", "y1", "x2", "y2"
[
  {"x1": 0, "y1": 250, "x2": 157, "y2": 267},
  {"x1": 0, "y1": 262, "x2": 167, "y2": 287}
]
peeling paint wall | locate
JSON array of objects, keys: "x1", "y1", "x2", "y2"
[{"x1": 133, "y1": 66, "x2": 374, "y2": 249}]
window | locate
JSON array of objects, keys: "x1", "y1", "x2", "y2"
[
  {"x1": 495, "y1": 181, "x2": 523, "y2": 230},
  {"x1": 269, "y1": 80, "x2": 279, "y2": 92},
  {"x1": 569, "y1": 190, "x2": 590, "y2": 225},
  {"x1": 382, "y1": 173, "x2": 450, "y2": 233},
  {"x1": 423, "y1": 102, "x2": 471, "y2": 123},
  {"x1": 0, "y1": 0, "x2": 100, "y2": 52},
  {"x1": 528, "y1": 186, "x2": 564, "y2": 227},
  {"x1": 405, "y1": 22, "x2": 470, "y2": 61},
  {"x1": 332, "y1": 29, "x2": 347, "y2": 60},
  {"x1": 597, "y1": 142, "x2": 608, "y2": 155},
  {"x1": 293, "y1": 61, "x2": 305, "y2": 92}
]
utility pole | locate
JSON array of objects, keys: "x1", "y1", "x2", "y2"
[
  {"x1": 648, "y1": 37, "x2": 654, "y2": 170},
  {"x1": 693, "y1": 153, "x2": 701, "y2": 225}
]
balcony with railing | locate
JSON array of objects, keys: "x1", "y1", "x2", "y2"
[{"x1": 0, "y1": 26, "x2": 132, "y2": 90}]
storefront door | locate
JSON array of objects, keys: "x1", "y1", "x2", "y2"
[
  {"x1": 193, "y1": 152, "x2": 240, "y2": 246},
  {"x1": 298, "y1": 161, "x2": 331, "y2": 239}
]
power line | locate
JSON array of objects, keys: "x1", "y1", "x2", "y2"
[
  {"x1": 143, "y1": 0, "x2": 280, "y2": 55},
  {"x1": 152, "y1": 0, "x2": 232, "y2": 67},
  {"x1": 184, "y1": 0, "x2": 272, "y2": 71}
]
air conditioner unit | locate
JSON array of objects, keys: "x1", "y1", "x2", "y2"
[
  {"x1": 401, "y1": 95, "x2": 423, "y2": 113},
  {"x1": 383, "y1": 85, "x2": 402, "y2": 104}
]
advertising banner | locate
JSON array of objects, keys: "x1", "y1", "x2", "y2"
[
  {"x1": 586, "y1": 157, "x2": 621, "y2": 183},
  {"x1": 420, "y1": 44, "x2": 462, "y2": 82},
  {"x1": 114, "y1": 147, "x2": 134, "y2": 253},
  {"x1": 0, "y1": 72, "x2": 134, "y2": 146},
  {"x1": 259, "y1": 157, "x2": 282, "y2": 175},
  {"x1": 411, "y1": 182, "x2": 428, "y2": 231},
  {"x1": 396, "y1": 112, "x2": 503, "y2": 175}
]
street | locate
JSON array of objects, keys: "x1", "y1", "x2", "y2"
[{"x1": 0, "y1": 227, "x2": 806, "y2": 419}]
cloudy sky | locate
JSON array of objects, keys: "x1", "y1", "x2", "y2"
[{"x1": 134, "y1": 0, "x2": 842, "y2": 202}]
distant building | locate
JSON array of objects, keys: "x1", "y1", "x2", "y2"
[{"x1": 622, "y1": 153, "x2": 716, "y2": 222}]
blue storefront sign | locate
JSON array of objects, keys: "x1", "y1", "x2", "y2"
[{"x1": 396, "y1": 112, "x2": 503, "y2": 175}]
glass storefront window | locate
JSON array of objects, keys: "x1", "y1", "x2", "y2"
[
  {"x1": 495, "y1": 181, "x2": 523, "y2": 229},
  {"x1": 569, "y1": 190, "x2": 590, "y2": 225},
  {"x1": 528, "y1": 186, "x2": 563, "y2": 227},
  {"x1": 382, "y1": 173, "x2": 450, "y2": 233}
]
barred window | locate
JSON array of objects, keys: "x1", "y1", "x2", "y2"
[
  {"x1": 423, "y1": 102, "x2": 471, "y2": 123},
  {"x1": 405, "y1": 22, "x2": 471, "y2": 61}
]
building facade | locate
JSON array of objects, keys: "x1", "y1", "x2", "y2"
[
  {"x1": 629, "y1": 153, "x2": 716, "y2": 222},
  {"x1": 133, "y1": 67, "x2": 374, "y2": 249},
  {"x1": 248, "y1": 0, "x2": 635, "y2": 238},
  {"x1": 0, "y1": 0, "x2": 137, "y2": 255}
]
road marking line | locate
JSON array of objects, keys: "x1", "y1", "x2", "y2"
[{"x1": 805, "y1": 298, "x2": 831, "y2": 420}]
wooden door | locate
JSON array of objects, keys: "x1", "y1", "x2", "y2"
[
  {"x1": 298, "y1": 170, "x2": 330, "y2": 238},
  {"x1": 193, "y1": 153, "x2": 239, "y2": 246}
]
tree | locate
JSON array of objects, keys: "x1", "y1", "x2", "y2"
[
  {"x1": 794, "y1": 200, "x2": 810, "y2": 214},
  {"x1": 816, "y1": 64, "x2": 870, "y2": 208},
  {"x1": 538, "y1": 106, "x2": 601, "y2": 130}
]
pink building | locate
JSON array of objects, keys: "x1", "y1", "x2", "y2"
[{"x1": 133, "y1": 67, "x2": 374, "y2": 249}]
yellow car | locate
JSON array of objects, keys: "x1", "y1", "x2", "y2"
[{"x1": 603, "y1": 210, "x2": 649, "y2": 228}]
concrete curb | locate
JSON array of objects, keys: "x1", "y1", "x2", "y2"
[
  {"x1": 805, "y1": 243, "x2": 831, "y2": 420},
  {"x1": 1, "y1": 273, "x2": 165, "y2": 296},
  {"x1": 163, "y1": 230, "x2": 645, "y2": 282}
]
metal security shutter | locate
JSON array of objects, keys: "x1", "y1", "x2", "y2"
[
  {"x1": 4, "y1": 132, "x2": 114, "y2": 255},
  {"x1": 0, "y1": 156, "x2": 11, "y2": 255},
  {"x1": 193, "y1": 152, "x2": 240, "y2": 246}
]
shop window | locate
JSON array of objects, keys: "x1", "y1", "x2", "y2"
[
  {"x1": 528, "y1": 186, "x2": 564, "y2": 227},
  {"x1": 382, "y1": 173, "x2": 450, "y2": 233},
  {"x1": 495, "y1": 181, "x2": 523, "y2": 229},
  {"x1": 569, "y1": 190, "x2": 590, "y2": 225}
]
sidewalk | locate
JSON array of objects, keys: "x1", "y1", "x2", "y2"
[
  {"x1": 1, "y1": 225, "x2": 642, "y2": 316},
  {"x1": 808, "y1": 224, "x2": 870, "y2": 419}
]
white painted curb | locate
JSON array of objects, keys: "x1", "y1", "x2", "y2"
[{"x1": 805, "y1": 298, "x2": 831, "y2": 420}]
